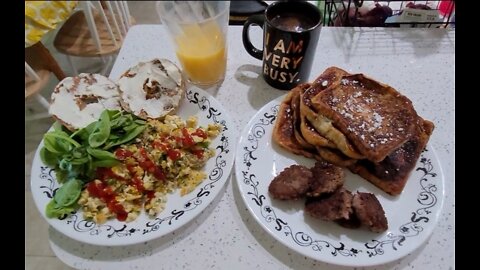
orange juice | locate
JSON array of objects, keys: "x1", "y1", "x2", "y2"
[{"x1": 174, "y1": 21, "x2": 227, "y2": 85}]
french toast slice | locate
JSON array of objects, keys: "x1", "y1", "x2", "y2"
[
  {"x1": 291, "y1": 84, "x2": 316, "y2": 150},
  {"x1": 306, "y1": 109, "x2": 366, "y2": 160},
  {"x1": 272, "y1": 85, "x2": 320, "y2": 160},
  {"x1": 316, "y1": 146, "x2": 357, "y2": 167},
  {"x1": 310, "y1": 73, "x2": 420, "y2": 162},
  {"x1": 274, "y1": 82, "x2": 358, "y2": 165},
  {"x1": 348, "y1": 118, "x2": 434, "y2": 195},
  {"x1": 299, "y1": 67, "x2": 346, "y2": 149},
  {"x1": 301, "y1": 67, "x2": 365, "y2": 160}
]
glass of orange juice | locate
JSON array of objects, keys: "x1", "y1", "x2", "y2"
[{"x1": 157, "y1": 1, "x2": 230, "y2": 86}]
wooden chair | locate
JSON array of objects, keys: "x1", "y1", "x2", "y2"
[
  {"x1": 53, "y1": 1, "x2": 134, "y2": 75},
  {"x1": 25, "y1": 42, "x2": 66, "y2": 121}
]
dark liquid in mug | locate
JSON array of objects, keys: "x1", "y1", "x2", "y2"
[{"x1": 270, "y1": 13, "x2": 317, "y2": 32}]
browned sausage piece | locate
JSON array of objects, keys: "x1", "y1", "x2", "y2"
[
  {"x1": 307, "y1": 161, "x2": 345, "y2": 197},
  {"x1": 336, "y1": 213, "x2": 362, "y2": 229},
  {"x1": 305, "y1": 188, "x2": 353, "y2": 221},
  {"x1": 268, "y1": 165, "x2": 312, "y2": 200},
  {"x1": 352, "y1": 192, "x2": 388, "y2": 233}
]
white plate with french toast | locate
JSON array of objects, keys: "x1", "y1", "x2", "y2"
[
  {"x1": 31, "y1": 59, "x2": 236, "y2": 246},
  {"x1": 234, "y1": 67, "x2": 445, "y2": 267}
]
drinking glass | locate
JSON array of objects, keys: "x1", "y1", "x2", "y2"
[{"x1": 157, "y1": 1, "x2": 230, "y2": 86}]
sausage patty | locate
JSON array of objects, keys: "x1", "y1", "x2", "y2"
[
  {"x1": 352, "y1": 192, "x2": 388, "y2": 233},
  {"x1": 305, "y1": 188, "x2": 353, "y2": 221},
  {"x1": 268, "y1": 164, "x2": 312, "y2": 200},
  {"x1": 307, "y1": 161, "x2": 345, "y2": 197}
]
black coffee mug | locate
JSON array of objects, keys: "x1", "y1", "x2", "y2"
[{"x1": 242, "y1": 1, "x2": 322, "y2": 90}]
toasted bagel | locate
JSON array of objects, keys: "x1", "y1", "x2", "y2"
[
  {"x1": 118, "y1": 58, "x2": 185, "y2": 119},
  {"x1": 49, "y1": 73, "x2": 122, "y2": 130}
]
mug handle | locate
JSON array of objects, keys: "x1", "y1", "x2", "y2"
[{"x1": 242, "y1": 14, "x2": 264, "y2": 60}]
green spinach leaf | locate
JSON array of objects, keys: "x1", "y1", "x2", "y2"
[
  {"x1": 40, "y1": 147, "x2": 60, "y2": 167},
  {"x1": 88, "y1": 110, "x2": 111, "y2": 147},
  {"x1": 91, "y1": 159, "x2": 120, "y2": 168},
  {"x1": 86, "y1": 147, "x2": 117, "y2": 160},
  {"x1": 104, "y1": 125, "x2": 146, "y2": 150},
  {"x1": 53, "y1": 179, "x2": 83, "y2": 207},
  {"x1": 42, "y1": 109, "x2": 147, "y2": 220},
  {"x1": 45, "y1": 199, "x2": 78, "y2": 219}
]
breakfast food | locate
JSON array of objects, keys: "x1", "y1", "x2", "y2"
[
  {"x1": 49, "y1": 73, "x2": 122, "y2": 130},
  {"x1": 269, "y1": 161, "x2": 388, "y2": 232},
  {"x1": 268, "y1": 164, "x2": 312, "y2": 200},
  {"x1": 300, "y1": 68, "x2": 342, "y2": 149},
  {"x1": 272, "y1": 84, "x2": 321, "y2": 160},
  {"x1": 349, "y1": 118, "x2": 434, "y2": 195},
  {"x1": 307, "y1": 161, "x2": 344, "y2": 197},
  {"x1": 291, "y1": 85, "x2": 317, "y2": 150},
  {"x1": 305, "y1": 188, "x2": 353, "y2": 221},
  {"x1": 310, "y1": 73, "x2": 420, "y2": 163},
  {"x1": 78, "y1": 115, "x2": 222, "y2": 224},
  {"x1": 352, "y1": 192, "x2": 388, "y2": 233},
  {"x1": 43, "y1": 57, "x2": 226, "y2": 224},
  {"x1": 272, "y1": 67, "x2": 434, "y2": 196},
  {"x1": 118, "y1": 58, "x2": 185, "y2": 119},
  {"x1": 301, "y1": 67, "x2": 362, "y2": 163},
  {"x1": 268, "y1": 67, "x2": 432, "y2": 233}
]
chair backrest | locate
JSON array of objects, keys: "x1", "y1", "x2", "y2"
[
  {"x1": 53, "y1": 1, "x2": 133, "y2": 58},
  {"x1": 81, "y1": 1, "x2": 132, "y2": 53}
]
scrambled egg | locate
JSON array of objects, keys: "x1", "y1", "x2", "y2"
[{"x1": 77, "y1": 115, "x2": 221, "y2": 224}]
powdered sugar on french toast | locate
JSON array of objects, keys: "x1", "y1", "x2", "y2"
[{"x1": 316, "y1": 75, "x2": 418, "y2": 161}]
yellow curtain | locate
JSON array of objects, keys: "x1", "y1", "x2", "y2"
[{"x1": 25, "y1": 1, "x2": 78, "y2": 47}]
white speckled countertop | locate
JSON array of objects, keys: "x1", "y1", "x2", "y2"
[{"x1": 48, "y1": 25, "x2": 454, "y2": 270}]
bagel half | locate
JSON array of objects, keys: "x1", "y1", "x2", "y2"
[
  {"x1": 118, "y1": 58, "x2": 185, "y2": 119},
  {"x1": 49, "y1": 73, "x2": 122, "y2": 130}
]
